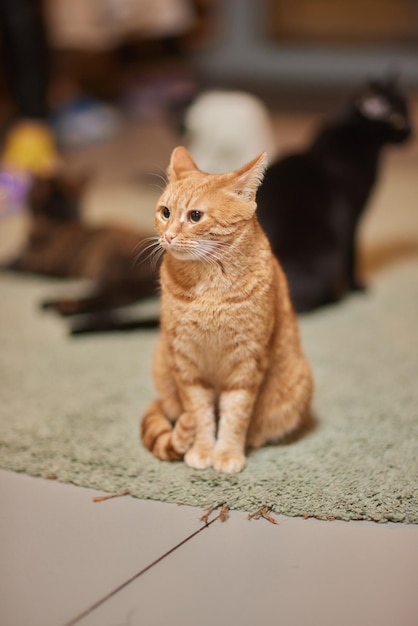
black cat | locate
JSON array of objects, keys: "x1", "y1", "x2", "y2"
[{"x1": 257, "y1": 78, "x2": 412, "y2": 312}]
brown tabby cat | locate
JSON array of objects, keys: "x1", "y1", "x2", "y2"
[
  {"x1": 141, "y1": 147, "x2": 313, "y2": 473},
  {"x1": 5, "y1": 174, "x2": 159, "y2": 333}
]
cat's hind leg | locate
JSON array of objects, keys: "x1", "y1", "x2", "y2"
[{"x1": 247, "y1": 362, "x2": 313, "y2": 449}]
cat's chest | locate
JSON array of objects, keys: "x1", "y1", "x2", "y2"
[
  {"x1": 168, "y1": 281, "x2": 233, "y2": 330},
  {"x1": 194, "y1": 281, "x2": 207, "y2": 297},
  {"x1": 164, "y1": 276, "x2": 245, "y2": 351},
  {"x1": 192, "y1": 271, "x2": 228, "y2": 297},
  {"x1": 161, "y1": 253, "x2": 272, "y2": 334},
  {"x1": 163, "y1": 262, "x2": 233, "y2": 311}
]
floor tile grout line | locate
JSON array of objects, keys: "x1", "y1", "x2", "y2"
[{"x1": 63, "y1": 515, "x2": 220, "y2": 626}]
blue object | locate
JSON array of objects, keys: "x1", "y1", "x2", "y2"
[{"x1": 0, "y1": 169, "x2": 31, "y2": 216}]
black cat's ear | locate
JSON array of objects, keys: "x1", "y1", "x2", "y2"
[
  {"x1": 167, "y1": 146, "x2": 199, "y2": 181},
  {"x1": 226, "y1": 152, "x2": 268, "y2": 201},
  {"x1": 366, "y1": 71, "x2": 399, "y2": 93}
]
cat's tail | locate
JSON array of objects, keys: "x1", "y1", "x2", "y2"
[{"x1": 141, "y1": 401, "x2": 195, "y2": 461}]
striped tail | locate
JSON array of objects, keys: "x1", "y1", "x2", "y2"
[{"x1": 141, "y1": 401, "x2": 195, "y2": 461}]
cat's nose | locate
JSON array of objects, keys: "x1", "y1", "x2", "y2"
[{"x1": 165, "y1": 232, "x2": 177, "y2": 244}]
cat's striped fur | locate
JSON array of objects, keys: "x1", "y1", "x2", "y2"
[{"x1": 141, "y1": 147, "x2": 313, "y2": 473}]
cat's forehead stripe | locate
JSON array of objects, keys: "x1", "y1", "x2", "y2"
[{"x1": 169, "y1": 184, "x2": 206, "y2": 219}]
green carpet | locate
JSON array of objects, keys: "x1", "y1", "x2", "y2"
[{"x1": 1, "y1": 261, "x2": 417, "y2": 523}]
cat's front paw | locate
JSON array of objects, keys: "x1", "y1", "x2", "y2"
[
  {"x1": 184, "y1": 446, "x2": 213, "y2": 470},
  {"x1": 213, "y1": 449, "x2": 246, "y2": 474}
]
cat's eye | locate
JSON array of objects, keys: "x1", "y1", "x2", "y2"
[
  {"x1": 161, "y1": 206, "x2": 170, "y2": 219},
  {"x1": 189, "y1": 210, "x2": 202, "y2": 223}
]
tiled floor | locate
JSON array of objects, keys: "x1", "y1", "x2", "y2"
[
  {"x1": 1, "y1": 469, "x2": 418, "y2": 626},
  {"x1": 2, "y1": 95, "x2": 418, "y2": 626}
]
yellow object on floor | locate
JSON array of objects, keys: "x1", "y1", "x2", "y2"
[{"x1": 1, "y1": 120, "x2": 59, "y2": 176}]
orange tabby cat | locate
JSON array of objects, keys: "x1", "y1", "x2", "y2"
[{"x1": 141, "y1": 146, "x2": 313, "y2": 473}]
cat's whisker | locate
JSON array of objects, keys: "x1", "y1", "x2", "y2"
[
  {"x1": 141, "y1": 240, "x2": 164, "y2": 272},
  {"x1": 169, "y1": 240, "x2": 219, "y2": 267},
  {"x1": 148, "y1": 168, "x2": 167, "y2": 191},
  {"x1": 133, "y1": 235, "x2": 159, "y2": 254},
  {"x1": 145, "y1": 166, "x2": 167, "y2": 182},
  {"x1": 132, "y1": 237, "x2": 161, "y2": 267},
  {"x1": 193, "y1": 248, "x2": 218, "y2": 266},
  {"x1": 192, "y1": 249, "x2": 225, "y2": 267},
  {"x1": 148, "y1": 183, "x2": 165, "y2": 194},
  {"x1": 185, "y1": 241, "x2": 221, "y2": 266},
  {"x1": 135, "y1": 240, "x2": 160, "y2": 260},
  {"x1": 135, "y1": 167, "x2": 167, "y2": 194},
  {"x1": 217, "y1": 237, "x2": 248, "y2": 260},
  {"x1": 132, "y1": 236, "x2": 159, "y2": 262},
  {"x1": 153, "y1": 164, "x2": 168, "y2": 178},
  {"x1": 164, "y1": 237, "x2": 248, "y2": 270},
  {"x1": 194, "y1": 239, "x2": 247, "y2": 265},
  {"x1": 150, "y1": 246, "x2": 165, "y2": 272}
]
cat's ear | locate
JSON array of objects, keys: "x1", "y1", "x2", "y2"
[
  {"x1": 227, "y1": 152, "x2": 268, "y2": 201},
  {"x1": 167, "y1": 146, "x2": 199, "y2": 181}
]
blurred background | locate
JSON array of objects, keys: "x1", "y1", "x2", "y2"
[
  {"x1": 0, "y1": 0, "x2": 417, "y2": 280},
  {"x1": 1, "y1": 0, "x2": 418, "y2": 119}
]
